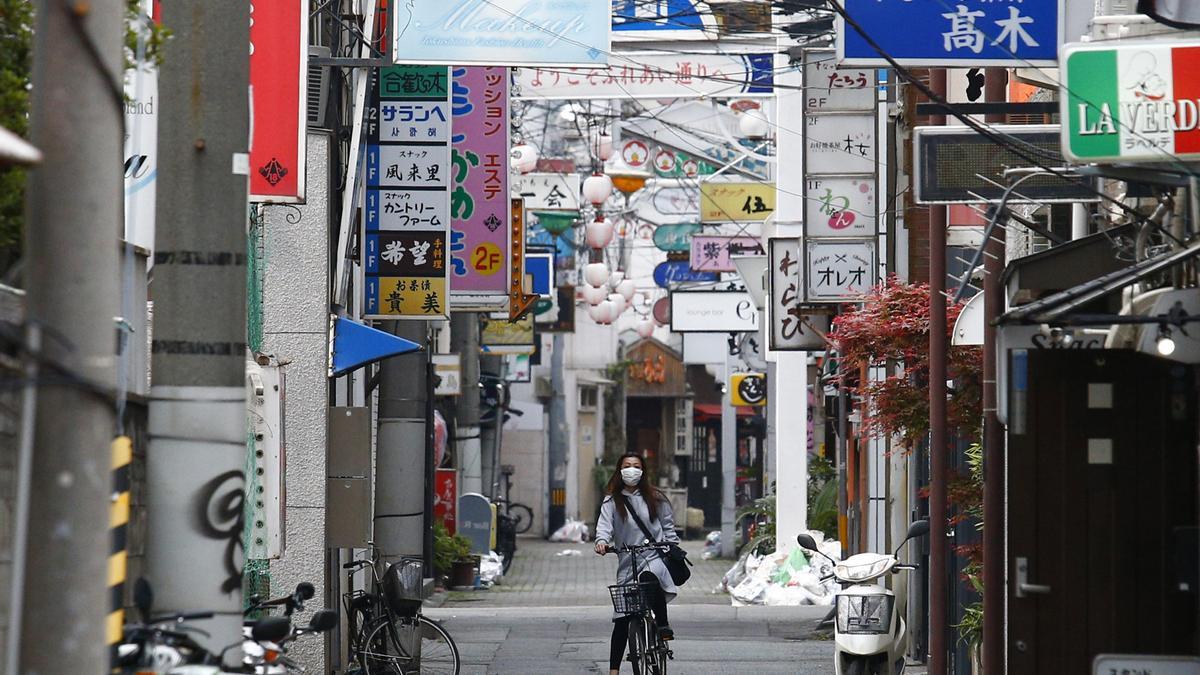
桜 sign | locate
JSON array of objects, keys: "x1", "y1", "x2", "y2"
[
  {"x1": 394, "y1": 0, "x2": 611, "y2": 67},
  {"x1": 805, "y1": 239, "x2": 876, "y2": 303},
  {"x1": 363, "y1": 66, "x2": 452, "y2": 320},
  {"x1": 1062, "y1": 42, "x2": 1200, "y2": 163},
  {"x1": 450, "y1": 67, "x2": 510, "y2": 306},
  {"x1": 838, "y1": 0, "x2": 1062, "y2": 67},
  {"x1": 517, "y1": 173, "x2": 581, "y2": 211},
  {"x1": 689, "y1": 236, "x2": 763, "y2": 273},
  {"x1": 699, "y1": 182, "x2": 775, "y2": 223},
  {"x1": 804, "y1": 176, "x2": 876, "y2": 238},
  {"x1": 805, "y1": 114, "x2": 877, "y2": 174},
  {"x1": 249, "y1": 0, "x2": 307, "y2": 202},
  {"x1": 516, "y1": 53, "x2": 773, "y2": 99}
]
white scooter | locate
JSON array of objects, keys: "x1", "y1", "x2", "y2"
[{"x1": 797, "y1": 519, "x2": 930, "y2": 675}]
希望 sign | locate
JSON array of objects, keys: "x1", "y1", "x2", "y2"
[
  {"x1": 838, "y1": 0, "x2": 1061, "y2": 67},
  {"x1": 1062, "y1": 42, "x2": 1200, "y2": 163},
  {"x1": 806, "y1": 239, "x2": 876, "y2": 303},
  {"x1": 699, "y1": 182, "x2": 775, "y2": 223},
  {"x1": 363, "y1": 65, "x2": 452, "y2": 320}
]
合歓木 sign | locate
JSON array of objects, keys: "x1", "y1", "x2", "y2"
[
  {"x1": 805, "y1": 176, "x2": 876, "y2": 238},
  {"x1": 768, "y1": 238, "x2": 826, "y2": 351},
  {"x1": 517, "y1": 173, "x2": 581, "y2": 211},
  {"x1": 363, "y1": 65, "x2": 452, "y2": 320},
  {"x1": 1062, "y1": 42, "x2": 1200, "y2": 163},
  {"x1": 249, "y1": 0, "x2": 307, "y2": 202},
  {"x1": 805, "y1": 239, "x2": 877, "y2": 303},
  {"x1": 669, "y1": 290, "x2": 759, "y2": 333},
  {"x1": 450, "y1": 67, "x2": 510, "y2": 307},
  {"x1": 689, "y1": 236, "x2": 763, "y2": 273},
  {"x1": 394, "y1": 0, "x2": 611, "y2": 67},
  {"x1": 838, "y1": 0, "x2": 1062, "y2": 67},
  {"x1": 699, "y1": 182, "x2": 775, "y2": 223},
  {"x1": 516, "y1": 53, "x2": 773, "y2": 99}
]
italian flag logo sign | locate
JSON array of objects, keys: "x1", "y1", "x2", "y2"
[{"x1": 1063, "y1": 42, "x2": 1200, "y2": 162}]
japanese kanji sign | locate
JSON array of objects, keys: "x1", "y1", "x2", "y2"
[
  {"x1": 516, "y1": 53, "x2": 773, "y2": 100},
  {"x1": 450, "y1": 67, "x2": 510, "y2": 308},
  {"x1": 805, "y1": 240, "x2": 876, "y2": 303},
  {"x1": 803, "y1": 50, "x2": 874, "y2": 113},
  {"x1": 804, "y1": 114, "x2": 877, "y2": 174},
  {"x1": 689, "y1": 236, "x2": 763, "y2": 273},
  {"x1": 839, "y1": 0, "x2": 1061, "y2": 67},
  {"x1": 699, "y1": 182, "x2": 775, "y2": 223},
  {"x1": 249, "y1": 0, "x2": 307, "y2": 202},
  {"x1": 768, "y1": 238, "x2": 827, "y2": 351},
  {"x1": 363, "y1": 65, "x2": 451, "y2": 320},
  {"x1": 804, "y1": 176, "x2": 876, "y2": 238},
  {"x1": 517, "y1": 173, "x2": 581, "y2": 211}
]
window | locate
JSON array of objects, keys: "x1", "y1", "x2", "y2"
[{"x1": 579, "y1": 385, "x2": 598, "y2": 410}]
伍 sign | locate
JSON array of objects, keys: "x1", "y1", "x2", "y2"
[{"x1": 699, "y1": 182, "x2": 775, "y2": 223}]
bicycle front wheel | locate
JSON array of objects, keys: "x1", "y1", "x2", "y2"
[
  {"x1": 360, "y1": 614, "x2": 460, "y2": 675},
  {"x1": 509, "y1": 502, "x2": 534, "y2": 534}
]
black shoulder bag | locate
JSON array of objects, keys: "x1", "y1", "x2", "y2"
[{"x1": 619, "y1": 494, "x2": 693, "y2": 586}]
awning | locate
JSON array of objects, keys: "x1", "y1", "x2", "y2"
[{"x1": 694, "y1": 403, "x2": 758, "y2": 420}]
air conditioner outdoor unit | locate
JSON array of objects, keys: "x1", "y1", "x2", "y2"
[
  {"x1": 711, "y1": 0, "x2": 773, "y2": 34},
  {"x1": 307, "y1": 46, "x2": 331, "y2": 130}
]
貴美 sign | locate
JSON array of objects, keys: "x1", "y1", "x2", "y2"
[
  {"x1": 516, "y1": 53, "x2": 772, "y2": 99},
  {"x1": 450, "y1": 67, "x2": 510, "y2": 308},
  {"x1": 805, "y1": 176, "x2": 876, "y2": 237},
  {"x1": 699, "y1": 181, "x2": 775, "y2": 223},
  {"x1": 838, "y1": 0, "x2": 1062, "y2": 67},
  {"x1": 805, "y1": 239, "x2": 876, "y2": 303},
  {"x1": 689, "y1": 236, "x2": 763, "y2": 273},
  {"x1": 394, "y1": 0, "x2": 611, "y2": 67},
  {"x1": 669, "y1": 290, "x2": 759, "y2": 333},
  {"x1": 768, "y1": 238, "x2": 826, "y2": 351},
  {"x1": 363, "y1": 65, "x2": 452, "y2": 320},
  {"x1": 517, "y1": 173, "x2": 581, "y2": 211},
  {"x1": 1062, "y1": 41, "x2": 1200, "y2": 163}
]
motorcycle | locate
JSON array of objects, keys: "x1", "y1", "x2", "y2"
[{"x1": 797, "y1": 519, "x2": 930, "y2": 675}]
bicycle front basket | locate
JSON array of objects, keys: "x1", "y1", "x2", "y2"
[
  {"x1": 382, "y1": 558, "x2": 424, "y2": 614},
  {"x1": 608, "y1": 583, "x2": 652, "y2": 615}
]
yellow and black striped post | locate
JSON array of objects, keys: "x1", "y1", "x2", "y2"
[{"x1": 108, "y1": 436, "x2": 132, "y2": 654}]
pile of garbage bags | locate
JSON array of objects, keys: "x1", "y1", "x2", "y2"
[
  {"x1": 549, "y1": 518, "x2": 590, "y2": 543},
  {"x1": 478, "y1": 551, "x2": 505, "y2": 587},
  {"x1": 720, "y1": 530, "x2": 842, "y2": 606}
]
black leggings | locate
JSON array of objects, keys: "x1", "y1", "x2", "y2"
[{"x1": 609, "y1": 571, "x2": 669, "y2": 671}]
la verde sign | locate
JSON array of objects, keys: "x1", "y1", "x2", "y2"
[{"x1": 1062, "y1": 42, "x2": 1200, "y2": 163}]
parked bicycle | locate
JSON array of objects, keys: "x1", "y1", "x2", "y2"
[
  {"x1": 343, "y1": 546, "x2": 460, "y2": 674},
  {"x1": 494, "y1": 464, "x2": 534, "y2": 535},
  {"x1": 605, "y1": 541, "x2": 675, "y2": 675}
]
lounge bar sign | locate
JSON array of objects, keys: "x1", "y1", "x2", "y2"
[{"x1": 1062, "y1": 42, "x2": 1200, "y2": 162}]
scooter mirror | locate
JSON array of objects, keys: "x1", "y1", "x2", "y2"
[
  {"x1": 295, "y1": 582, "x2": 316, "y2": 601},
  {"x1": 906, "y1": 520, "x2": 930, "y2": 540},
  {"x1": 251, "y1": 616, "x2": 292, "y2": 643},
  {"x1": 309, "y1": 609, "x2": 339, "y2": 632},
  {"x1": 796, "y1": 533, "x2": 819, "y2": 551}
]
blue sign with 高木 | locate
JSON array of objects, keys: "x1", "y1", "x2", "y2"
[
  {"x1": 839, "y1": 0, "x2": 1061, "y2": 67},
  {"x1": 654, "y1": 260, "x2": 719, "y2": 288},
  {"x1": 612, "y1": 0, "x2": 704, "y2": 32}
]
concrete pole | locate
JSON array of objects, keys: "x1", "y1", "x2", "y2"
[
  {"x1": 547, "y1": 334, "x2": 568, "y2": 534},
  {"x1": 720, "y1": 350, "x2": 737, "y2": 558},
  {"x1": 145, "y1": 0, "x2": 249, "y2": 663},
  {"x1": 773, "y1": 351, "x2": 808, "y2": 552},
  {"x1": 479, "y1": 354, "x2": 503, "y2": 498},
  {"x1": 17, "y1": 0, "x2": 122, "y2": 669},
  {"x1": 375, "y1": 321, "x2": 429, "y2": 564},
  {"x1": 452, "y1": 313, "x2": 482, "y2": 495}
]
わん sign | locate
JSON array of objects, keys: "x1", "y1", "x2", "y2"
[
  {"x1": 249, "y1": 0, "x2": 307, "y2": 202},
  {"x1": 394, "y1": 0, "x2": 611, "y2": 67},
  {"x1": 1062, "y1": 42, "x2": 1200, "y2": 163},
  {"x1": 838, "y1": 0, "x2": 1061, "y2": 67}
]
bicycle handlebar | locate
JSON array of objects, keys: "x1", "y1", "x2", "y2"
[
  {"x1": 603, "y1": 541, "x2": 672, "y2": 555},
  {"x1": 343, "y1": 559, "x2": 372, "y2": 570}
]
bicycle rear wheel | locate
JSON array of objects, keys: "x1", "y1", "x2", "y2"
[
  {"x1": 360, "y1": 614, "x2": 460, "y2": 674},
  {"x1": 509, "y1": 502, "x2": 534, "y2": 534}
]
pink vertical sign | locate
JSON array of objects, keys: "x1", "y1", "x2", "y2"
[{"x1": 450, "y1": 67, "x2": 510, "y2": 300}]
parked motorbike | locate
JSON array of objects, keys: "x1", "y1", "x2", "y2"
[{"x1": 797, "y1": 519, "x2": 930, "y2": 675}]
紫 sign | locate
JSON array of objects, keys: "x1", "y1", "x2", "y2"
[
  {"x1": 249, "y1": 0, "x2": 307, "y2": 202},
  {"x1": 699, "y1": 182, "x2": 775, "y2": 223},
  {"x1": 517, "y1": 53, "x2": 773, "y2": 100},
  {"x1": 1062, "y1": 42, "x2": 1200, "y2": 163},
  {"x1": 806, "y1": 239, "x2": 876, "y2": 303},
  {"x1": 669, "y1": 290, "x2": 759, "y2": 333},
  {"x1": 689, "y1": 236, "x2": 763, "y2": 273}
]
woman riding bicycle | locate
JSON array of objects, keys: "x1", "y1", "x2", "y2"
[{"x1": 594, "y1": 451, "x2": 679, "y2": 675}]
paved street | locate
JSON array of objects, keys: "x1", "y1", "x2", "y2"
[{"x1": 426, "y1": 537, "x2": 838, "y2": 673}]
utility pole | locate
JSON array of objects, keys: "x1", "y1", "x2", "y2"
[
  {"x1": 452, "y1": 313, "x2": 482, "y2": 495},
  {"x1": 479, "y1": 354, "x2": 503, "y2": 498},
  {"x1": 145, "y1": 0, "x2": 249, "y2": 664},
  {"x1": 720, "y1": 348, "x2": 736, "y2": 558},
  {"x1": 375, "y1": 321, "x2": 429, "y2": 564},
  {"x1": 547, "y1": 333, "x2": 568, "y2": 534},
  {"x1": 16, "y1": 0, "x2": 122, "y2": 670}
]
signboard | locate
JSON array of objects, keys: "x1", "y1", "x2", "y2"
[
  {"x1": 249, "y1": 0, "x2": 307, "y2": 202},
  {"x1": 537, "y1": 285, "x2": 576, "y2": 332},
  {"x1": 805, "y1": 176, "x2": 876, "y2": 237},
  {"x1": 699, "y1": 182, "x2": 775, "y2": 223},
  {"x1": 433, "y1": 354, "x2": 462, "y2": 396},
  {"x1": 690, "y1": 236, "x2": 763, "y2": 273},
  {"x1": 669, "y1": 290, "x2": 759, "y2": 333},
  {"x1": 504, "y1": 353, "x2": 531, "y2": 382},
  {"x1": 641, "y1": 185, "x2": 700, "y2": 226},
  {"x1": 525, "y1": 252, "x2": 554, "y2": 296},
  {"x1": 805, "y1": 114, "x2": 877, "y2": 174},
  {"x1": 450, "y1": 67, "x2": 510, "y2": 305},
  {"x1": 1062, "y1": 42, "x2": 1200, "y2": 163},
  {"x1": 653, "y1": 260, "x2": 719, "y2": 287},
  {"x1": 517, "y1": 173, "x2": 581, "y2": 211},
  {"x1": 457, "y1": 493, "x2": 492, "y2": 555},
  {"x1": 124, "y1": 37, "x2": 157, "y2": 251},
  {"x1": 508, "y1": 199, "x2": 538, "y2": 320},
  {"x1": 481, "y1": 312, "x2": 535, "y2": 351},
  {"x1": 838, "y1": 0, "x2": 1062, "y2": 67},
  {"x1": 622, "y1": 139, "x2": 650, "y2": 167},
  {"x1": 730, "y1": 372, "x2": 766, "y2": 407},
  {"x1": 517, "y1": 53, "x2": 772, "y2": 100},
  {"x1": 804, "y1": 49, "x2": 874, "y2": 113},
  {"x1": 1092, "y1": 654, "x2": 1200, "y2": 675},
  {"x1": 915, "y1": 125, "x2": 1099, "y2": 204},
  {"x1": 625, "y1": 339, "x2": 686, "y2": 398},
  {"x1": 612, "y1": 0, "x2": 711, "y2": 40},
  {"x1": 806, "y1": 239, "x2": 876, "y2": 303},
  {"x1": 434, "y1": 468, "x2": 457, "y2": 534},
  {"x1": 363, "y1": 66, "x2": 452, "y2": 320},
  {"x1": 769, "y1": 238, "x2": 827, "y2": 351},
  {"x1": 393, "y1": 0, "x2": 611, "y2": 67}
]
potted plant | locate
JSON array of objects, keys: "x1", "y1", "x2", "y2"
[{"x1": 434, "y1": 522, "x2": 478, "y2": 590}]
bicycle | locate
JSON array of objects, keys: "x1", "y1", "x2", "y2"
[
  {"x1": 605, "y1": 541, "x2": 675, "y2": 675},
  {"x1": 493, "y1": 464, "x2": 534, "y2": 535},
  {"x1": 343, "y1": 547, "x2": 461, "y2": 674}
]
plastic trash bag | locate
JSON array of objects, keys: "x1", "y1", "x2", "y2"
[
  {"x1": 701, "y1": 531, "x2": 722, "y2": 560},
  {"x1": 549, "y1": 518, "x2": 590, "y2": 543},
  {"x1": 770, "y1": 548, "x2": 811, "y2": 586}
]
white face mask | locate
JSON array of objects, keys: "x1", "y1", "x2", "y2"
[{"x1": 620, "y1": 467, "x2": 643, "y2": 486}]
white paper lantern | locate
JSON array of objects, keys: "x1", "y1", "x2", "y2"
[
  {"x1": 510, "y1": 144, "x2": 539, "y2": 174},
  {"x1": 595, "y1": 134, "x2": 614, "y2": 161},
  {"x1": 581, "y1": 284, "x2": 607, "y2": 305},
  {"x1": 605, "y1": 300, "x2": 623, "y2": 323},
  {"x1": 607, "y1": 293, "x2": 626, "y2": 315},
  {"x1": 585, "y1": 217, "x2": 615, "y2": 249},
  {"x1": 584, "y1": 261, "x2": 611, "y2": 288},
  {"x1": 636, "y1": 319, "x2": 655, "y2": 339},
  {"x1": 582, "y1": 173, "x2": 613, "y2": 206},
  {"x1": 616, "y1": 279, "x2": 636, "y2": 301},
  {"x1": 738, "y1": 109, "x2": 770, "y2": 140},
  {"x1": 589, "y1": 301, "x2": 614, "y2": 324}
]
